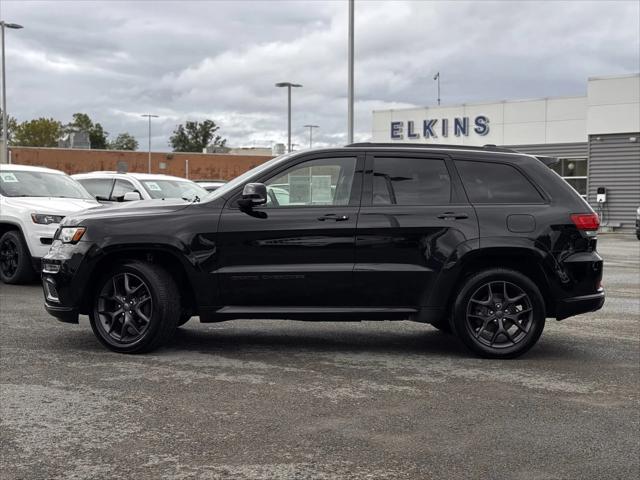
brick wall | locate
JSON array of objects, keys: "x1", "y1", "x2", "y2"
[{"x1": 8, "y1": 147, "x2": 273, "y2": 181}]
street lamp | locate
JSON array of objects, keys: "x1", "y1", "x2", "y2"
[
  {"x1": 304, "y1": 124, "x2": 319, "y2": 148},
  {"x1": 1, "y1": 21, "x2": 23, "y2": 164},
  {"x1": 140, "y1": 114, "x2": 158, "y2": 173},
  {"x1": 347, "y1": 0, "x2": 354, "y2": 144},
  {"x1": 275, "y1": 82, "x2": 302, "y2": 153}
]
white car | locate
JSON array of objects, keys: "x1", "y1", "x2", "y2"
[
  {"x1": 72, "y1": 172, "x2": 209, "y2": 203},
  {"x1": 0, "y1": 164, "x2": 101, "y2": 284}
]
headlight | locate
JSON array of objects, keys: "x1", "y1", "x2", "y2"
[
  {"x1": 58, "y1": 227, "x2": 86, "y2": 244},
  {"x1": 32, "y1": 213, "x2": 65, "y2": 225}
]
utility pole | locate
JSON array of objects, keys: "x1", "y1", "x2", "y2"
[
  {"x1": 347, "y1": 0, "x2": 354, "y2": 144},
  {"x1": 1, "y1": 21, "x2": 23, "y2": 164},
  {"x1": 304, "y1": 124, "x2": 319, "y2": 148},
  {"x1": 433, "y1": 72, "x2": 440, "y2": 106},
  {"x1": 140, "y1": 114, "x2": 158, "y2": 173}
]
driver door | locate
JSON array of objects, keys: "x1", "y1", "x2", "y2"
[{"x1": 217, "y1": 153, "x2": 364, "y2": 307}]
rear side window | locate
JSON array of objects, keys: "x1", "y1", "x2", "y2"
[
  {"x1": 372, "y1": 157, "x2": 451, "y2": 205},
  {"x1": 455, "y1": 160, "x2": 543, "y2": 204},
  {"x1": 77, "y1": 178, "x2": 113, "y2": 199}
]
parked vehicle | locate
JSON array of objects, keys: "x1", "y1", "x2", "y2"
[
  {"x1": 42, "y1": 143, "x2": 605, "y2": 358},
  {"x1": 195, "y1": 180, "x2": 226, "y2": 192},
  {"x1": 636, "y1": 206, "x2": 640, "y2": 240},
  {"x1": 0, "y1": 164, "x2": 101, "y2": 284},
  {"x1": 73, "y1": 172, "x2": 209, "y2": 203}
]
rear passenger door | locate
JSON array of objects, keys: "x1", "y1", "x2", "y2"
[{"x1": 354, "y1": 152, "x2": 479, "y2": 307}]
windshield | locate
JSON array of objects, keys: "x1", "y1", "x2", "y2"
[
  {"x1": 140, "y1": 179, "x2": 209, "y2": 200},
  {"x1": 206, "y1": 152, "x2": 297, "y2": 201},
  {"x1": 0, "y1": 170, "x2": 94, "y2": 199}
]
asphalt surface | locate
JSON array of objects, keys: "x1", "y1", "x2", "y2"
[{"x1": 1, "y1": 235, "x2": 638, "y2": 479}]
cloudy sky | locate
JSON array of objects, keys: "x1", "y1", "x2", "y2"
[{"x1": 2, "y1": 0, "x2": 639, "y2": 151}]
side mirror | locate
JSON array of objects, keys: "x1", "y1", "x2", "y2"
[
  {"x1": 123, "y1": 191, "x2": 142, "y2": 202},
  {"x1": 238, "y1": 183, "x2": 267, "y2": 208}
]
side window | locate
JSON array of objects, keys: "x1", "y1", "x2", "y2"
[
  {"x1": 455, "y1": 160, "x2": 543, "y2": 204},
  {"x1": 77, "y1": 178, "x2": 113, "y2": 200},
  {"x1": 372, "y1": 157, "x2": 451, "y2": 205},
  {"x1": 264, "y1": 157, "x2": 357, "y2": 208},
  {"x1": 110, "y1": 179, "x2": 137, "y2": 201}
]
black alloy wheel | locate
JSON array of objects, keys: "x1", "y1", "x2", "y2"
[
  {"x1": 0, "y1": 230, "x2": 34, "y2": 284},
  {"x1": 452, "y1": 268, "x2": 545, "y2": 359},
  {"x1": 466, "y1": 281, "x2": 533, "y2": 349},
  {"x1": 96, "y1": 272, "x2": 153, "y2": 344},
  {"x1": 89, "y1": 261, "x2": 180, "y2": 353}
]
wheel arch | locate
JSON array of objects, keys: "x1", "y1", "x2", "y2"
[
  {"x1": 434, "y1": 246, "x2": 556, "y2": 319},
  {"x1": 79, "y1": 244, "x2": 198, "y2": 316}
]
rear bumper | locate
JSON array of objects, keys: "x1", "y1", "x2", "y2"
[{"x1": 556, "y1": 290, "x2": 605, "y2": 320}]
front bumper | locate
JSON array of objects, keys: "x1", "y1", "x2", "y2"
[
  {"x1": 41, "y1": 240, "x2": 97, "y2": 324},
  {"x1": 556, "y1": 290, "x2": 605, "y2": 320}
]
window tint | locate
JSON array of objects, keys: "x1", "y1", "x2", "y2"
[
  {"x1": 264, "y1": 157, "x2": 357, "y2": 208},
  {"x1": 77, "y1": 178, "x2": 113, "y2": 200},
  {"x1": 455, "y1": 161, "x2": 543, "y2": 204},
  {"x1": 372, "y1": 157, "x2": 450, "y2": 205},
  {"x1": 110, "y1": 179, "x2": 137, "y2": 201}
]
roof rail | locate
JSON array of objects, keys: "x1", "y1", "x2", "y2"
[{"x1": 345, "y1": 142, "x2": 520, "y2": 154}]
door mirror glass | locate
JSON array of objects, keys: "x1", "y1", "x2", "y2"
[
  {"x1": 122, "y1": 191, "x2": 142, "y2": 201},
  {"x1": 239, "y1": 183, "x2": 267, "y2": 208}
]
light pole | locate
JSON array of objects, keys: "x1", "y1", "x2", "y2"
[
  {"x1": 304, "y1": 124, "x2": 319, "y2": 148},
  {"x1": 347, "y1": 0, "x2": 354, "y2": 144},
  {"x1": 140, "y1": 114, "x2": 158, "y2": 173},
  {"x1": 275, "y1": 82, "x2": 302, "y2": 153},
  {"x1": 1, "y1": 21, "x2": 23, "y2": 164},
  {"x1": 433, "y1": 72, "x2": 440, "y2": 106}
]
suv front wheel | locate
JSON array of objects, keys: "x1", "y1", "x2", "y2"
[
  {"x1": 0, "y1": 230, "x2": 34, "y2": 284},
  {"x1": 452, "y1": 269, "x2": 546, "y2": 359},
  {"x1": 89, "y1": 261, "x2": 180, "y2": 353}
]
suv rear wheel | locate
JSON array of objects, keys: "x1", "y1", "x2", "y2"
[
  {"x1": 452, "y1": 269, "x2": 545, "y2": 359},
  {"x1": 0, "y1": 230, "x2": 34, "y2": 284},
  {"x1": 89, "y1": 261, "x2": 180, "y2": 353}
]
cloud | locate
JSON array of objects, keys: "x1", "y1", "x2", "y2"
[{"x1": 2, "y1": 0, "x2": 639, "y2": 151}]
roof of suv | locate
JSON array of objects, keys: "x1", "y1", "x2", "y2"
[
  {"x1": 342, "y1": 142, "x2": 558, "y2": 166},
  {"x1": 72, "y1": 172, "x2": 194, "y2": 182},
  {"x1": 0, "y1": 163, "x2": 67, "y2": 174}
]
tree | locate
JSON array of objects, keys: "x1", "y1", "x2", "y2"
[
  {"x1": 11, "y1": 118, "x2": 62, "y2": 147},
  {"x1": 67, "y1": 113, "x2": 108, "y2": 149},
  {"x1": 169, "y1": 120, "x2": 226, "y2": 152},
  {"x1": 0, "y1": 113, "x2": 18, "y2": 145},
  {"x1": 109, "y1": 132, "x2": 139, "y2": 151}
]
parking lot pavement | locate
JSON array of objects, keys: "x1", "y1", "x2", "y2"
[{"x1": 1, "y1": 235, "x2": 638, "y2": 480}]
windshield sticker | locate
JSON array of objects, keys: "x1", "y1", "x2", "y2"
[
  {"x1": 145, "y1": 181, "x2": 162, "y2": 191},
  {"x1": 0, "y1": 172, "x2": 19, "y2": 183}
]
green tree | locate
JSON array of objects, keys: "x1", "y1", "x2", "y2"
[
  {"x1": 169, "y1": 120, "x2": 226, "y2": 152},
  {"x1": 0, "y1": 112, "x2": 18, "y2": 144},
  {"x1": 67, "y1": 113, "x2": 108, "y2": 149},
  {"x1": 11, "y1": 118, "x2": 62, "y2": 147},
  {"x1": 109, "y1": 132, "x2": 139, "y2": 151}
]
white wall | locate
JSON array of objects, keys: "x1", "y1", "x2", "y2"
[
  {"x1": 587, "y1": 74, "x2": 640, "y2": 135},
  {"x1": 372, "y1": 74, "x2": 639, "y2": 146}
]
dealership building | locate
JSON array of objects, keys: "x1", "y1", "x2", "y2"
[{"x1": 372, "y1": 73, "x2": 640, "y2": 232}]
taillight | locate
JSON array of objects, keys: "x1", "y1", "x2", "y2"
[{"x1": 571, "y1": 213, "x2": 600, "y2": 231}]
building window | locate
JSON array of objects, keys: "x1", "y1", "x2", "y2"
[{"x1": 551, "y1": 157, "x2": 588, "y2": 197}]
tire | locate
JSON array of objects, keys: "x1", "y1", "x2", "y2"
[
  {"x1": 452, "y1": 268, "x2": 546, "y2": 359},
  {"x1": 89, "y1": 261, "x2": 180, "y2": 353},
  {"x1": 0, "y1": 230, "x2": 35, "y2": 284}
]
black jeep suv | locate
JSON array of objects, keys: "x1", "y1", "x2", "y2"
[{"x1": 42, "y1": 143, "x2": 604, "y2": 358}]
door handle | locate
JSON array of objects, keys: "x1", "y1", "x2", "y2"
[
  {"x1": 317, "y1": 214, "x2": 349, "y2": 222},
  {"x1": 437, "y1": 212, "x2": 469, "y2": 220}
]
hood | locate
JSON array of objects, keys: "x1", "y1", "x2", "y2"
[
  {"x1": 62, "y1": 198, "x2": 193, "y2": 226},
  {"x1": 4, "y1": 196, "x2": 102, "y2": 213}
]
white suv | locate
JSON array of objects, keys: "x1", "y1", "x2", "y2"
[
  {"x1": 0, "y1": 164, "x2": 101, "y2": 284},
  {"x1": 72, "y1": 172, "x2": 209, "y2": 203}
]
